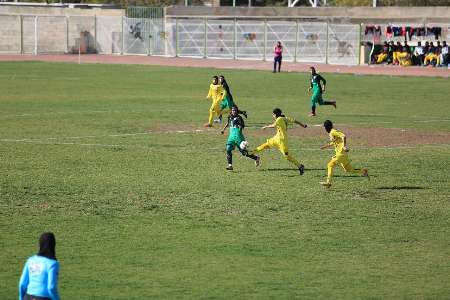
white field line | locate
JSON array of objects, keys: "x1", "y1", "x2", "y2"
[
  {"x1": 0, "y1": 129, "x2": 211, "y2": 143},
  {"x1": 2, "y1": 109, "x2": 450, "y2": 124},
  {"x1": 0, "y1": 108, "x2": 200, "y2": 119},
  {"x1": 1, "y1": 133, "x2": 449, "y2": 151},
  {"x1": 0, "y1": 74, "x2": 82, "y2": 81}
]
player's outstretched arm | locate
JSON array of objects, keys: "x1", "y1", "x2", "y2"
[
  {"x1": 294, "y1": 120, "x2": 307, "y2": 128},
  {"x1": 320, "y1": 143, "x2": 333, "y2": 150},
  {"x1": 220, "y1": 119, "x2": 230, "y2": 134},
  {"x1": 206, "y1": 86, "x2": 213, "y2": 100},
  {"x1": 319, "y1": 75, "x2": 327, "y2": 93},
  {"x1": 262, "y1": 122, "x2": 276, "y2": 130},
  {"x1": 342, "y1": 136, "x2": 349, "y2": 152}
]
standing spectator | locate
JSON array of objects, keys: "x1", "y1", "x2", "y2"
[
  {"x1": 19, "y1": 232, "x2": 60, "y2": 300},
  {"x1": 273, "y1": 41, "x2": 283, "y2": 73},
  {"x1": 440, "y1": 41, "x2": 449, "y2": 66},
  {"x1": 413, "y1": 41, "x2": 425, "y2": 66}
]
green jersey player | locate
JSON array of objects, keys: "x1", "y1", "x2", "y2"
[
  {"x1": 221, "y1": 106, "x2": 260, "y2": 171},
  {"x1": 308, "y1": 67, "x2": 336, "y2": 117}
]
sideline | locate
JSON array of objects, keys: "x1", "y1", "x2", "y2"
[{"x1": 1, "y1": 54, "x2": 449, "y2": 78}]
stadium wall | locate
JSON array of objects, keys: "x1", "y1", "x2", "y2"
[
  {"x1": 1, "y1": 5, "x2": 449, "y2": 65},
  {"x1": 0, "y1": 5, "x2": 124, "y2": 16},
  {"x1": 166, "y1": 6, "x2": 450, "y2": 23}
]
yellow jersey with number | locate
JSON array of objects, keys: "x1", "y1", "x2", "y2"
[{"x1": 329, "y1": 128, "x2": 346, "y2": 155}]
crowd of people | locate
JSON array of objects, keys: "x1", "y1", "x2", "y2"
[{"x1": 372, "y1": 40, "x2": 449, "y2": 67}]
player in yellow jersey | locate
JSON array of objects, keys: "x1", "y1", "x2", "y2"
[
  {"x1": 253, "y1": 108, "x2": 307, "y2": 175},
  {"x1": 320, "y1": 120, "x2": 369, "y2": 188},
  {"x1": 205, "y1": 76, "x2": 226, "y2": 127}
]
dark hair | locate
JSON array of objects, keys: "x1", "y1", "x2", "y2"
[
  {"x1": 219, "y1": 75, "x2": 232, "y2": 96},
  {"x1": 38, "y1": 232, "x2": 57, "y2": 260},
  {"x1": 310, "y1": 66, "x2": 316, "y2": 73},
  {"x1": 323, "y1": 120, "x2": 333, "y2": 132},
  {"x1": 272, "y1": 108, "x2": 284, "y2": 118}
]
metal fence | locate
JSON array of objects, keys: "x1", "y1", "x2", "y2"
[
  {"x1": 165, "y1": 18, "x2": 360, "y2": 64},
  {"x1": 0, "y1": 14, "x2": 362, "y2": 65}
]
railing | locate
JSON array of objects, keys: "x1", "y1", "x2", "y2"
[{"x1": 2, "y1": 13, "x2": 447, "y2": 66}]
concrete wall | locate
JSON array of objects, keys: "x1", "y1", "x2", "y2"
[
  {"x1": 166, "y1": 6, "x2": 450, "y2": 23},
  {"x1": 0, "y1": 5, "x2": 124, "y2": 16},
  {"x1": 0, "y1": 5, "x2": 124, "y2": 54}
]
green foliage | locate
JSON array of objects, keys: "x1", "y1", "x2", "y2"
[{"x1": 1, "y1": 62, "x2": 449, "y2": 299}]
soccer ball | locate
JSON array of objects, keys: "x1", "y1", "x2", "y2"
[{"x1": 240, "y1": 141, "x2": 249, "y2": 150}]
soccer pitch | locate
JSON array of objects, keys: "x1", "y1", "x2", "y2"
[{"x1": 1, "y1": 61, "x2": 449, "y2": 299}]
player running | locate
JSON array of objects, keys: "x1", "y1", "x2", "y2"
[
  {"x1": 320, "y1": 120, "x2": 369, "y2": 188},
  {"x1": 308, "y1": 67, "x2": 336, "y2": 117},
  {"x1": 221, "y1": 106, "x2": 260, "y2": 171},
  {"x1": 205, "y1": 75, "x2": 226, "y2": 127},
  {"x1": 252, "y1": 108, "x2": 307, "y2": 175},
  {"x1": 217, "y1": 75, "x2": 247, "y2": 123}
]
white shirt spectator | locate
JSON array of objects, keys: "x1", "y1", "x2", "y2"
[
  {"x1": 441, "y1": 45, "x2": 449, "y2": 55},
  {"x1": 414, "y1": 46, "x2": 424, "y2": 56}
]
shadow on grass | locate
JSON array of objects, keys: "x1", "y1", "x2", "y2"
[
  {"x1": 376, "y1": 186, "x2": 427, "y2": 190},
  {"x1": 333, "y1": 175, "x2": 369, "y2": 178},
  {"x1": 266, "y1": 168, "x2": 327, "y2": 171}
]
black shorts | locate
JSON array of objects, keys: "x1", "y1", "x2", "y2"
[{"x1": 25, "y1": 294, "x2": 51, "y2": 300}]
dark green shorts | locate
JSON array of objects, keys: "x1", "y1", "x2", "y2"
[
  {"x1": 311, "y1": 91, "x2": 324, "y2": 105},
  {"x1": 226, "y1": 135, "x2": 245, "y2": 152},
  {"x1": 220, "y1": 95, "x2": 235, "y2": 111}
]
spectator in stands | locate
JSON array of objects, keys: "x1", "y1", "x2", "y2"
[
  {"x1": 413, "y1": 41, "x2": 425, "y2": 66},
  {"x1": 429, "y1": 42, "x2": 436, "y2": 54},
  {"x1": 375, "y1": 42, "x2": 389, "y2": 64},
  {"x1": 387, "y1": 41, "x2": 396, "y2": 64},
  {"x1": 397, "y1": 46, "x2": 412, "y2": 66},
  {"x1": 424, "y1": 46, "x2": 439, "y2": 67},
  {"x1": 440, "y1": 41, "x2": 449, "y2": 66},
  {"x1": 424, "y1": 41, "x2": 430, "y2": 54},
  {"x1": 404, "y1": 41, "x2": 412, "y2": 54},
  {"x1": 393, "y1": 41, "x2": 402, "y2": 65},
  {"x1": 273, "y1": 41, "x2": 283, "y2": 73}
]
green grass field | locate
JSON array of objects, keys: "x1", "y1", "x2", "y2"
[{"x1": 1, "y1": 61, "x2": 449, "y2": 299}]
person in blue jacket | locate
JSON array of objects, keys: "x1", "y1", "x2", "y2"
[{"x1": 19, "y1": 232, "x2": 60, "y2": 300}]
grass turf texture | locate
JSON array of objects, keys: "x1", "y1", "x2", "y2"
[{"x1": 1, "y1": 61, "x2": 449, "y2": 299}]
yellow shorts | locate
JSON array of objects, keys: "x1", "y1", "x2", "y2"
[
  {"x1": 329, "y1": 153, "x2": 350, "y2": 167},
  {"x1": 210, "y1": 101, "x2": 221, "y2": 113},
  {"x1": 267, "y1": 137, "x2": 289, "y2": 154}
]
